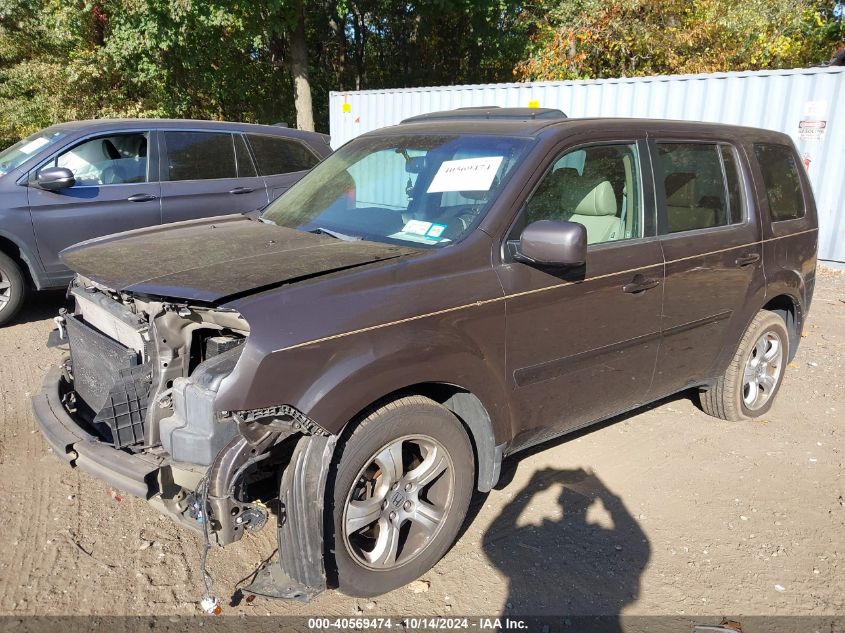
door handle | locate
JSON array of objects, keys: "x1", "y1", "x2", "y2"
[
  {"x1": 623, "y1": 274, "x2": 660, "y2": 294},
  {"x1": 735, "y1": 253, "x2": 760, "y2": 267},
  {"x1": 228, "y1": 187, "x2": 254, "y2": 195},
  {"x1": 126, "y1": 193, "x2": 158, "y2": 203}
]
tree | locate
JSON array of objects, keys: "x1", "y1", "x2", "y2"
[{"x1": 516, "y1": 0, "x2": 845, "y2": 81}]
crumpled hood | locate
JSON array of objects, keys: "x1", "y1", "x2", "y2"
[{"x1": 60, "y1": 214, "x2": 418, "y2": 303}]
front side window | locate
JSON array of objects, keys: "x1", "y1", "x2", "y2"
[
  {"x1": 47, "y1": 133, "x2": 149, "y2": 186},
  {"x1": 657, "y1": 142, "x2": 742, "y2": 233},
  {"x1": 163, "y1": 131, "x2": 239, "y2": 181},
  {"x1": 523, "y1": 143, "x2": 643, "y2": 245},
  {"x1": 754, "y1": 144, "x2": 805, "y2": 222},
  {"x1": 261, "y1": 134, "x2": 531, "y2": 248},
  {"x1": 247, "y1": 134, "x2": 319, "y2": 176},
  {"x1": 0, "y1": 129, "x2": 66, "y2": 176}
]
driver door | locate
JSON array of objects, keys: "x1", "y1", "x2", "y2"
[
  {"x1": 28, "y1": 130, "x2": 161, "y2": 274},
  {"x1": 496, "y1": 139, "x2": 664, "y2": 450}
]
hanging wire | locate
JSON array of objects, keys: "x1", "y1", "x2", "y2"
[{"x1": 196, "y1": 471, "x2": 219, "y2": 613}]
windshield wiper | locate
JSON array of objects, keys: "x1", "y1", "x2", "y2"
[{"x1": 309, "y1": 227, "x2": 362, "y2": 241}]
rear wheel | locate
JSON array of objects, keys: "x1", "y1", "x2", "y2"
[
  {"x1": 700, "y1": 311, "x2": 789, "y2": 421},
  {"x1": 331, "y1": 396, "x2": 474, "y2": 597},
  {"x1": 0, "y1": 252, "x2": 27, "y2": 327}
]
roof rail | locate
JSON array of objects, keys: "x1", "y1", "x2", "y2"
[{"x1": 400, "y1": 107, "x2": 567, "y2": 124}]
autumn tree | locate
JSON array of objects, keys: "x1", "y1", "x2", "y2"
[{"x1": 516, "y1": 0, "x2": 845, "y2": 81}]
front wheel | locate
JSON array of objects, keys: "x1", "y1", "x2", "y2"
[
  {"x1": 0, "y1": 252, "x2": 27, "y2": 327},
  {"x1": 330, "y1": 396, "x2": 474, "y2": 597},
  {"x1": 700, "y1": 310, "x2": 790, "y2": 421}
]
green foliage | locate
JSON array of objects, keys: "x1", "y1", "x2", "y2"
[
  {"x1": 516, "y1": 0, "x2": 845, "y2": 81},
  {"x1": 0, "y1": 0, "x2": 842, "y2": 148}
]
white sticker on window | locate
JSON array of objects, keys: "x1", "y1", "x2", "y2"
[
  {"x1": 402, "y1": 219, "x2": 433, "y2": 235},
  {"x1": 427, "y1": 156, "x2": 504, "y2": 193},
  {"x1": 19, "y1": 137, "x2": 50, "y2": 155},
  {"x1": 391, "y1": 220, "x2": 450, "y2": 245}
]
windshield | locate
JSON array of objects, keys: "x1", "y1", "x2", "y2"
[
  {"x1": 0, "y1": 129, "x2": 67, "y2": 176},
  {"x1": 261, "y1": 134, "x2": 532, "y2": 247}
]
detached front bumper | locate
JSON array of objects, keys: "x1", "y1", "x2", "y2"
[
  {"x1": 34, "y1": 363, "x2": 335, "y2": 602},
  {"x1": 32, "y1": 365, "x2": 162, "y2": 499}
]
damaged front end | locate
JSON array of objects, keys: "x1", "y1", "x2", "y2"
[{"x1": 34, "y1": 276, "x2": 336, "y2": 601}]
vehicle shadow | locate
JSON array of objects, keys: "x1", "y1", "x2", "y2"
[
  {"x1": 9, "y1": 289, "x2": 69, "y2": 326},
  {"x1": 482, "y1": 455, "x2": 651, "y2": 629}
]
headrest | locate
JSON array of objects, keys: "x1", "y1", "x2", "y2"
[{"x1": 574, "y1": 180, "x2": 617, "y2": 216}]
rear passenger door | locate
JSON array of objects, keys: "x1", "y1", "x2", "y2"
[
  {"x1": 648, "y1": 140, "x2": 766, "y2": 399},
  {"x1": 159, "y1": 130, "x2": 269, "y2": 224},
  {"x1": 246, "y1": 133, "x2": 321, "y2": 202}
]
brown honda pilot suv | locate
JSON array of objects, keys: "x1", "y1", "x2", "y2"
[{"x1": 33, "y1": 108, "x2": 817, "y2": 601}]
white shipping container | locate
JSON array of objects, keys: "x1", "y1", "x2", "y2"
[{"x1": 329, "y1": 67, "x2": 845, "y2": 263}]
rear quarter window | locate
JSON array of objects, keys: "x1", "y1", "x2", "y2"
[
  {"x1": 247, "y1": 134, "x2": 320, "y2": 176},
  {"x1": 754, "y1": 144, "x2": 805, "y2": 222}
]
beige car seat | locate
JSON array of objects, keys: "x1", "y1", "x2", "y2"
[
  {"x1": 565, "y1": 180, "x2": 622, "y2": 244},
  {"x1": 665, "y1": 172, "x2": 719, "y2": 232}
]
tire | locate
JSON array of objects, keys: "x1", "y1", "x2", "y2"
[
  {"x1": 700, "y1": 310, "x2": 790, "y2": 421},
  {"x1": 330, "y1": 395, "x2": 474, "y2": 597},
  {"x1": 0, "y1": 251, "x2": 27, "y2": 327}
]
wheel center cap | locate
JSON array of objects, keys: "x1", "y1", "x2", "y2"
[{"x1": 390, "y1": 491, "x2": 405, "y2": 508}]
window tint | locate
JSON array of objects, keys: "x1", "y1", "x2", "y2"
[
  {"x1": 234, "y1": 134, "x2": 257, "y2": 178},
  {"x1": 163, "y1": 132, "x2": 237, "y2": 181},
  {"x1": 50, "y1": 133, "x2": 149, "y2": 185},
  {"x1": 524, "y1": 143, "x2": 642, "y2": 245},
  {"x1": 247, "y1": 134, "x2": 319, "y2": 175},
  {"x1": 657, "y1": 143, "x2": 732, "y2": 233},
  {"x1": 754, "y1": 144, "x2": 805, "y2": 222}
]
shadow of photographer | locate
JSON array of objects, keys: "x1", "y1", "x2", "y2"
[{"x1": 482, "y1": 466, "x2": 650, "y2": 628}]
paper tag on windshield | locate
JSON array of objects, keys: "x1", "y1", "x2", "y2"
[
  {"x1": 19, "y1": 137, "x2": 50, "y2": 155},
  {"x1": 427, "y1": 156, "x2": 503, "y2": 193}
]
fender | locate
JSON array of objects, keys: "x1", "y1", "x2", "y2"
[
  {"x1": 0, "y1": 228, "x2": 49, "y2": 290},
  {"x1": 760, "y1": 269, "x2": 807, "y2": 359},
  {"x1": 272, "y1": 319, "x2": 509, "y2": 492},
  {"x1": 217, "y1": 287, "x2": 512, "y2": 492}
]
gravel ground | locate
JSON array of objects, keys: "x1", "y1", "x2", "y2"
[{"x1": 0, "y1": 270, "x2": 842, "y2": 619}]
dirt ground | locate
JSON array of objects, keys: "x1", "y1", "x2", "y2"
[{"x1": 0, "y1": 270, "x2": 842, "y2": 619}]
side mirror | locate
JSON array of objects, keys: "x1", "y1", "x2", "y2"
[
  {"x1": 37, "y1": 167, "x2": 75, "y2": 191},
  {"x1": 516, "y1": 220, "x2": 587, "y2": 267}
]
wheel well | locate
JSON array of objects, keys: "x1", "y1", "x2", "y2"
[
  {"x1": 763, "y1": 294, "x2": 800, "y2": 361},
  {"x1": 340, "y1": 383, "x2": 501, "y2": 493},
  {"x1": 0, "y1": 235, "x2": 34, "y2": 288}
]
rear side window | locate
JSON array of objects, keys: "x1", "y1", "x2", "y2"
[
  {"x1": 163, "y1": 131, "x2": 237, "y2": 181},
  {"x1": 247, "y1": 134, "x2": 319, "y2": 176},
  {"x1": 754, "y1": 144, "x2": 805, "y2": 222},
  {"x1": 656, "y1": 143, "x2": 743, "y2": 233}
]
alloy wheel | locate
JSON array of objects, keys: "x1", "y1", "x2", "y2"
[
  {"x1": 742, "y1": 331, "x2": 784, "y2": 410},
  {"x1": 0, "y1": 268, "x2": 11, "y2": 314},
  {"x1": 342, "y1": 435, "x2": 455, "y2": 570}
]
